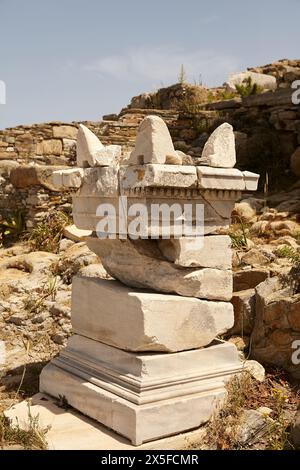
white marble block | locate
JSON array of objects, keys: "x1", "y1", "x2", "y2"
[
  {"x1": 200, "y1": 123, "x2": 236, "y2": 168},
  {"x1": 40, "y1": 336, "x2": 242, "y2": 445},
  {"x1": 128, "y1": 115, "x2": 179, "y2": 165},
  {"x1": 71, "y1": 276, "x2": 234, "y2": 352},
  {"x1": 158, "y1": 235, "x2": 232, "y2": 270}
]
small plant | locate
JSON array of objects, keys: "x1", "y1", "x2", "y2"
[
  {"x1": 265, "y1": 388, "x2": 291, "y2": 450},
  {"x1": 276, "y1": 246, "x2": 300, "y2": 293},
  {"x1": 0, "y1": 401, "x2": 49, "y2": 450},
  {"x1": 29, "y1": 210, "x2": 70, "y2": 253},
  {"x1": 178, "y1": 64, "x2": 187, "y2": 84},
  {"x1": 23, "y1": 276, "x2": 58, "y2": 315},
  {"x1": 235, "y1": 76, "x2": 263, "y2": 97},
  {"x1": 229, "y1": 217, "x2": 249, "y2": 249}
]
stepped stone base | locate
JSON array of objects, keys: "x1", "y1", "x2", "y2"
[{"x1": 40, "y1": 336, "x2": 242, "y2": 445}]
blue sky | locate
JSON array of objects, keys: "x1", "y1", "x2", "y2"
[{"x1": 0, "y1": 0, "x2": 299, "y2": 129}]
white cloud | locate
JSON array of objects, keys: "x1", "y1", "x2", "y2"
[{"x1": 84, "y1": 46, "x2": 241, "y2": 87}]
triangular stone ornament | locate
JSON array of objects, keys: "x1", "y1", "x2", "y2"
[
  {"x1": 128, "y1": 115, "x2": 179, "y2": 165},
  {"x1": 76, "y1": 124, "x2": 104, "y2": 167},
  {"x1": 200, "y1": 122, "x2": 236, "y2": 168}
]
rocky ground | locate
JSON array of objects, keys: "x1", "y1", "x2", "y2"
[{"x1": 1, "y1": 187, "x2": 300, "y2": 449}]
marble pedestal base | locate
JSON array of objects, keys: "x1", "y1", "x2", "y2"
[{"x1": 40, "y1": 336, "x2": 242, "y2": 445}]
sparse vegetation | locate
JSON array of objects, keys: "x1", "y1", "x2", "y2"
[
  {"x1": 276, "y1": 246, "x2": 300, "y2": 293},
  {"x1": 0, "y1": 402, "x2": 49, "y2": 450},
  {"x1": 235, "y1": 76, "x2": 263, "y2": 97},
  {"x1": 199, "y1": 371, "x2": 297, "y2": 450},
  {"x1": 228, "y1": 218, "x2": 250, "y2": 249},
  {"x1": 23, "y1": 275, "x2": 58, "y2": 315},
  {"x1": 29, "y1": 210, "x2": 71, "y2": 253},
  {"x1": 178, "y1": 64, "x2": 187, "y2": 84}
]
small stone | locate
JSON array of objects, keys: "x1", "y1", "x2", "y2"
[
  {"x1": 228, "y1": 336, "x2": 250, "y2": 351},
  {"x1": 233, "y1": 202, "x2": 256, "y2": 223},
  {"x1": 50, "y1": 303, "x2": 71, "y2": 318},
  {"x1": 235, "y1": 408, "x2": 274, "y2": 445},
  {"x1": 243, "y1": 360, "x2": 266, "y2": 382},
  {"x1": 52, "y1": 333, "x2": 66, "y2": 345},
  {"x1": 31, "y1": 312, "x2": 49, "y2": 324},
  {"x1": 63, "y1": 225, "x2": 92, "y2": 242},
  {"x1": 241, "y1": 248, "x2": 274, "y2": 267},
  {"x1": 8, "y1": 315, "x2": 24, "y2": 326},
  {"x1": 59, "y1": 238, "x2": 75, "y2": 253}
]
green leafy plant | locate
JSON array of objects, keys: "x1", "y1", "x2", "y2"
[{"x1": 235, "y1": 76, "x2": 263, "y2": 97}]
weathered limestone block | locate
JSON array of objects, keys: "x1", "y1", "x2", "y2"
[
  {"x1": 36, "y1": 139, "x2": 63, "y2": 155},
  {"x1": 87, "y1": 238, "x2": 233, "y2": 301},
  {"x1": 158, "y1": 235, "x2": 232, "y2": 270},
  {"x1": 230, "y1": 289, "x2": 256, "y2": 335},
  {"x1": 200, "y1": 123, "x2": 236, "y2": 168},
  {"x1": 197, "y1": 167, "x2": 246, "y2": 190},
  {"x1": 251, "y1": 277, "x2": 300, "y2": 379},
  {"x1": 128, "y1": 116, "x2": 179, "y2": 165},
  {"x1": 40, "y1": 337, "x2": 242, "y2": 445},
  {"x1": 72, "y1": 277, "x2": 234, "y2": 352},
  {"x1": 120, "y1": 164, "x2": 197, "y2": 189},
  {"x1": 53, "y1": 125, "x2": 78, "y2": 140}
]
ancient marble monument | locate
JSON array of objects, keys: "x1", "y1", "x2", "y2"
[{"x1": 40, "y1": 116, "x2": 259, "y2": 445}]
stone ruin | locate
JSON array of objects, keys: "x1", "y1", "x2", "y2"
[{"x1": 39, "y1": 115, "x2": 259, "y2": 445}]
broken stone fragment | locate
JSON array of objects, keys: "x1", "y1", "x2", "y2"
[
  {"x1": 200, "y1": 123, "x2": 236, "y2": 168},
  {"x1": 76, "y1": 124, "x2": 121, "y2": 167},
  {"x1": 71, "y1": 276, "x2": 234, "y2": 352},
  {"x1": 63, "y1": 224, "x2": 92, "y2": 242},
  {"x1": 52, "y1": 168, "x2": 84, "y2": 189},
  {"x1": 128, "y1": 115, "x2": 179, "y2": 165},
  {"x1": 158, "y1": 235, "x2": 232, "y2": 270},
  {"x1": 87, "y1": 237, "x2": 233, "y2": 301}
]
